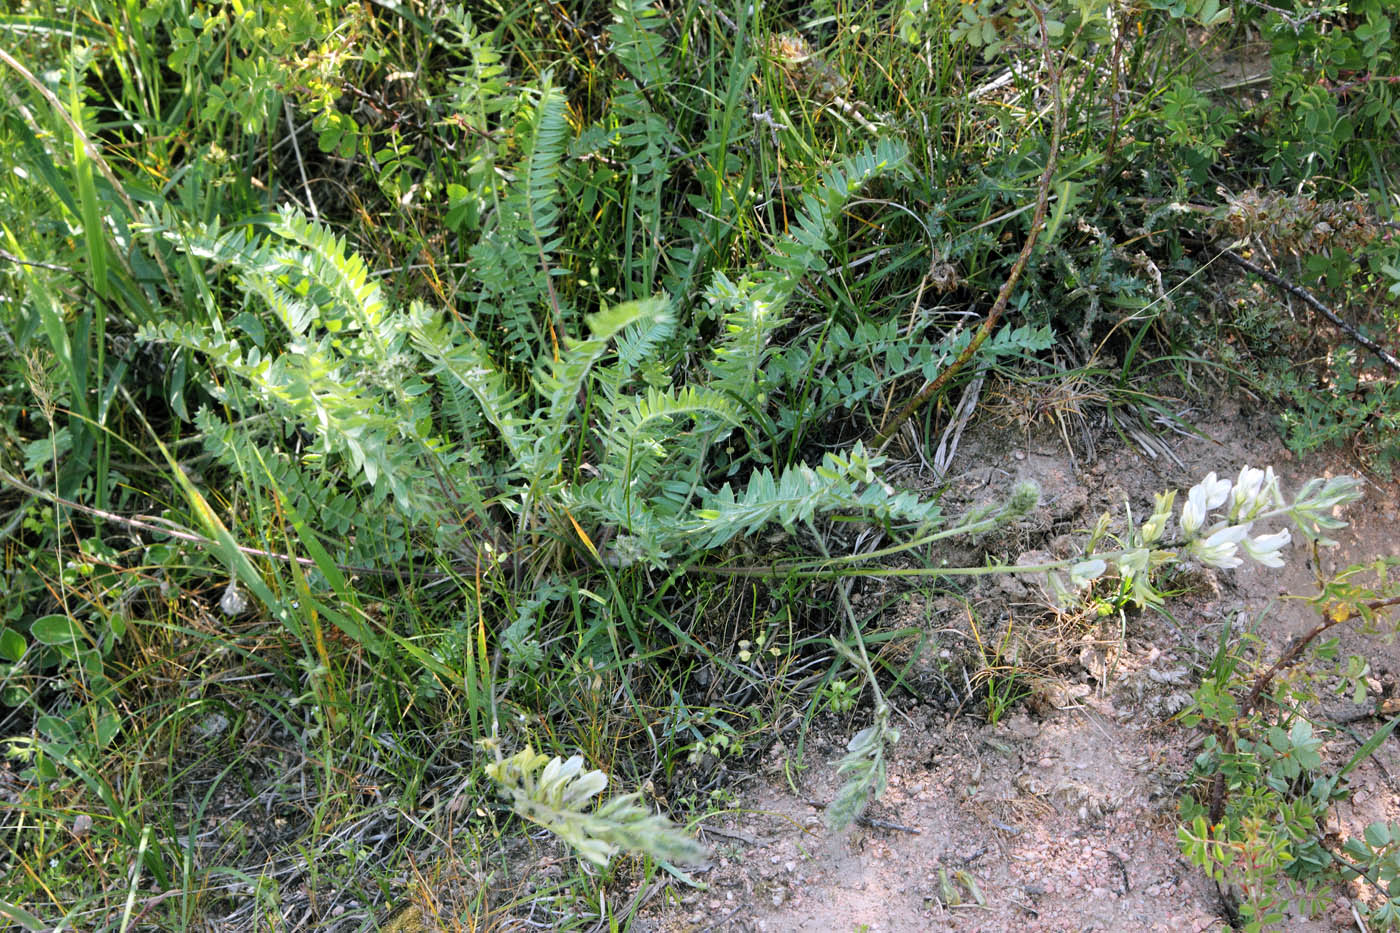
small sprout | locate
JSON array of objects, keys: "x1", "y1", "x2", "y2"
[
  {"x1": 825, "y1": 678, "x2": 858, "y2": 714},
  {"x1": 1004, "y1": 480, "x2": 1041, "y2": 520}
]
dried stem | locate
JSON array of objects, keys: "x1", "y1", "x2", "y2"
[
  {"x1": 1217, "y1": 247, "x2": 1400, "y2": 376},
  {"x1": 875, "y1": 6, "x2": 1064, "y2": 450}
]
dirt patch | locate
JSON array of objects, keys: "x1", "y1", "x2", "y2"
[{"x1": 640, "y1": 392, "x2": 1400, "y2": 932}]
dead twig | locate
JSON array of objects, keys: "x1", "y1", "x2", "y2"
[
  {"x1": 875, "y1": 5, "x2": 1065, "y2": 450},
  {"x1": 1216, "y1": 247, "x2": 1400, "y2": 376}
]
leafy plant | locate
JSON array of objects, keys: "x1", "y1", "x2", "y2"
[
  {"x1": 1177, "y1": 557, "x2": 1400, "y2": 929},
  {"x1": 485, "y1": 744, "x2": 707, "y2": 868},
  {"x1": 5, "y1": 0, "x2": 1400, "y2": 925}
]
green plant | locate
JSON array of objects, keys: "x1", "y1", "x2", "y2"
[
  {"x1": 1177, "y1": 558, "x2": 1400, "y2": 930},
  {"x1": 823, "y1": 677, "x2": 859, "y2": 715},
  {"x1": 6, "y1": 0, "x2": 1400, "y2": 924},
  {"x1": 484, "y1": 744, "x2": 707, "y2": 868}
]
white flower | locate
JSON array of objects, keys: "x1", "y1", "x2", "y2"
[
  {"x1": 1188, "y1": 523, "x2": 1251, "y2": 569},
  {"x1": 1068, "y1": 559, "x2": 1107, "y2": 588},
  {"x1": 1242, "y1": 528, "x2": 1292, "y2": 567},
  {"x1": 1229, "y1": 466, "x2": 1282, "y2": 522},
  {"x1": 1228, "y1": 467, "x2": 1264, "y2": 520},
  {"x1": 1180, "y1": 472, "x2": 1231, "y2": 539}
]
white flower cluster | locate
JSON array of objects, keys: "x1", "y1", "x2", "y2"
[
  {"x1": 1177, "y1": 466, "x2": 1287, "y2": 569},
  {"x1": 1052, "y1": 466, "x2": 1364, "y2": 607}
]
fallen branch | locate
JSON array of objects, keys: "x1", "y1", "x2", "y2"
[
  {"x1": 1217, "y1": 247, "x2": 1400, "y2": 376},
  {"x1": 875, "y1": 6, "x2": 1064, "y2": 450}
]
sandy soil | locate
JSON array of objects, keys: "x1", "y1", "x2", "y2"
[{"x1": 638, "y1": 393, "x2": 1400, "y2": 933}]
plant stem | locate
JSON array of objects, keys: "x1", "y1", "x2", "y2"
[
  {"x1": 1217, "y1": 248, "x2": 1400, "y2": 375},
  {"x1": 875, "y1": 5, "x2": 1065, "y2": 450}
]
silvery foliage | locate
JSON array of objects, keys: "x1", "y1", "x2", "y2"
[
  {"x1": 486, "y1": 745, "x2": 708, "y2": 868},
  {"x1": 1053, "y1": 466, "x2": 1364, "y2": 607}
]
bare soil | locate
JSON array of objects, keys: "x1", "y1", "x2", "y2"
[{"x1": 640, "y1": 393, "x2": 1400, "y2": 933}]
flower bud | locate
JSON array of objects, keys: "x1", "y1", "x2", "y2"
[{"x1": 1140, "y1": 490, "x2": 1176, "y2": 544}]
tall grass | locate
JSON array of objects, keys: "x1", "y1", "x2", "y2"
[{"x1": 1, "y1": 0, "x2": 1397, "y2": 928}]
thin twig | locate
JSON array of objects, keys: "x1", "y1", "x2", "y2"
[
  {"x1": 861, "y1": 815, "x2": 922, "y2": 834},
  {"x1": 284, "y1": 100, "x2": 320, "y2": 223},
  {"x1": 1216, "y1": 248, "x2": 1400, "y2": 375},
  {"x1": 875, "y1": 7, "x2": 1064, "y2": 450},
  {"x1": 0, "y1": 466, "x2": 464, "y2": 582},
  {"x1": 1240, "y1": 594, "x2": 1400, "y2": 718},
  {"x1": 1209, "y1": 593, "x2": 1400, "y2": 823}
]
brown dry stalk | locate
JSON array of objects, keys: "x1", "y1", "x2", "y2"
[
  {"x1": 1240, "y1": 594, "x2": 1400, "y2": 719},
  {"x1": 875, "y1": 6, "x2": 1065, "y2": 450},
  {"x1": 1208, "y1": 593, "x2": 1400, "y2": 824}
]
